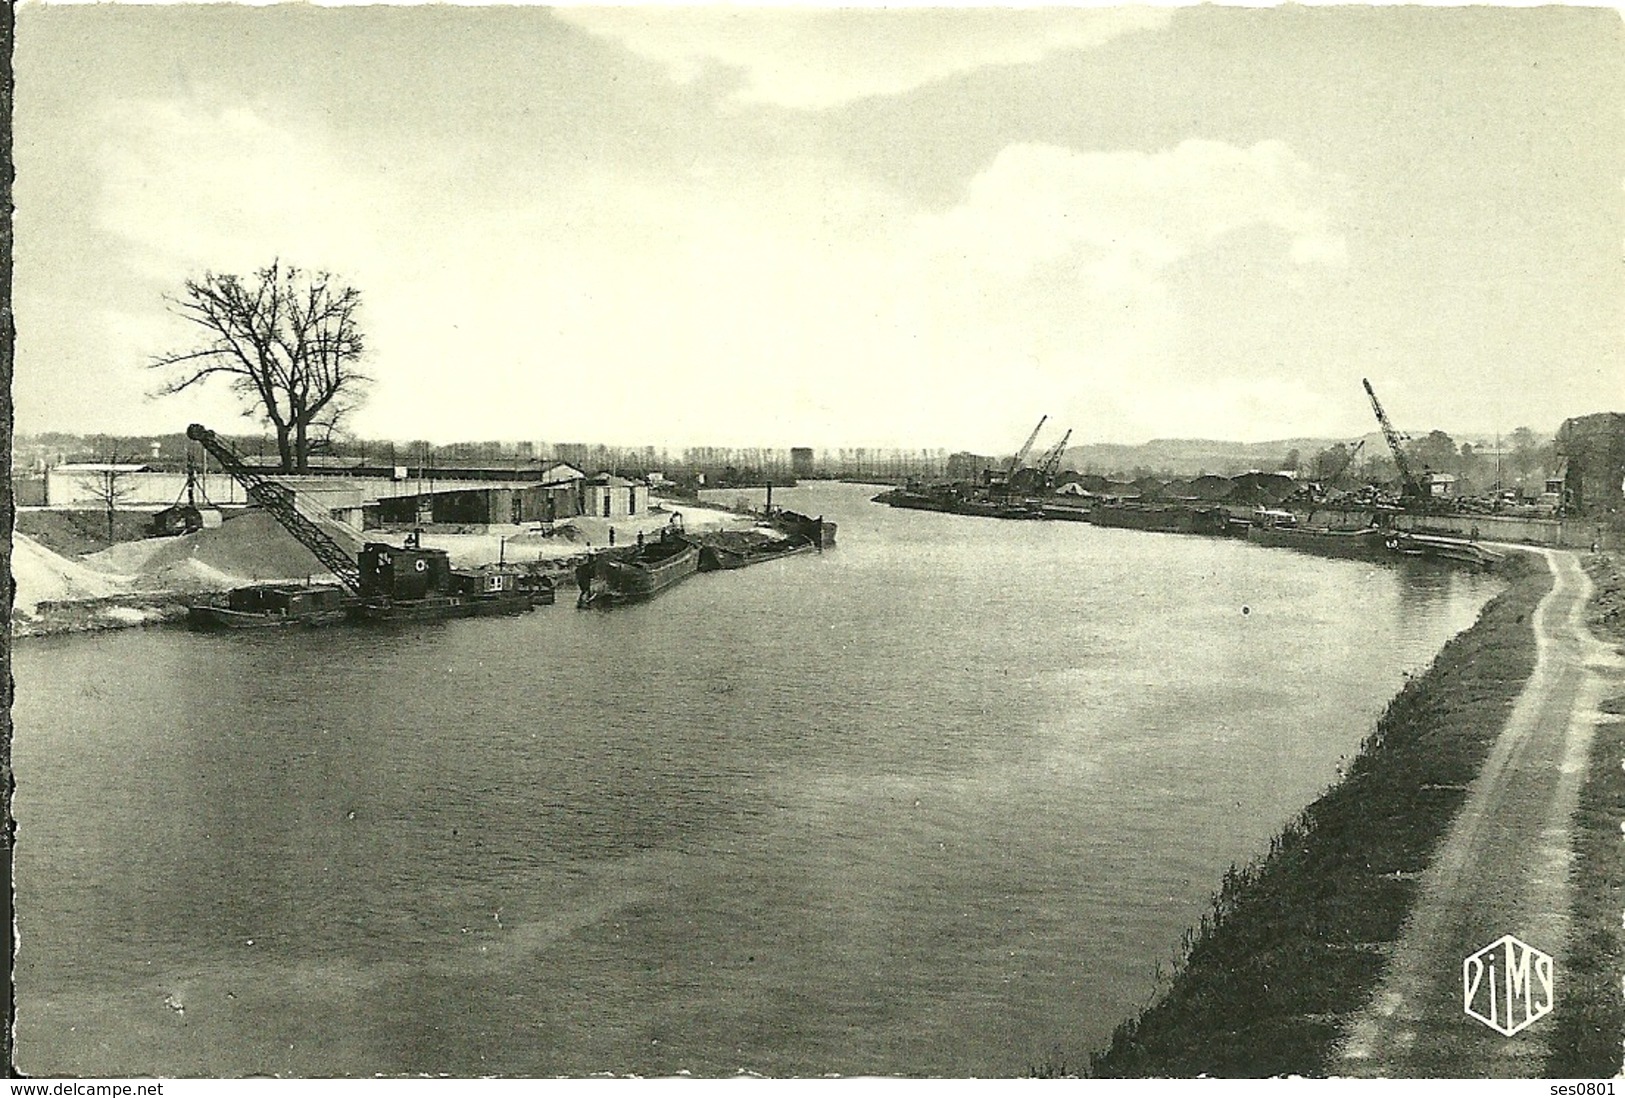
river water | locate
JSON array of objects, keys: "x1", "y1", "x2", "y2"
[{"x1": 12, "y1": 482, "x2": 1502, "y2": 1077}]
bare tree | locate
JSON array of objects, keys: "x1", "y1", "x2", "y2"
[
  {"x1": 80, "y1": 452, "x2": 136, "y2": 544},
  {"x1": 150, "y1": 261, "x2": 370, "y2": 472}
]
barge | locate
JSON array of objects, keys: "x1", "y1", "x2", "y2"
[
  {"x1": 1087, "y1": 503, "x2": 1229, "y2": 536},
  {"x1": 873, "y1": 486, "x2": 1041, "y2": 521},
  {"x1": 186, "y1": 541, "x2": 538, "y2": 629},
  {"x1": 697, "y1": 531, "x2": 816, "y2": 572},
  {"x1": 1247, "y1": 523, "x2": 1390, "y2": 561},
  {"x1": 187, "y1": 583, "x2": 354, "y2": 629},
  {"x1": 773, "y1": 509, "x2": 838, "y2": 548},
  {"x1": 181, "y1": 426, "x2": 541, "y2": 630},
  {"x1": 577, "y1": 529, "x2": 700, "y2": 608},
  {"x1": 1386, "y1": 532, "x2": 1502, "y2": 569}
]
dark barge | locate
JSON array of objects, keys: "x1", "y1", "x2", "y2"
[
  {"x1": 187, "y1": 541, "x2": 542, "y2": 629},
  {"x1": 1246, "y1": 521, "x2": 1390, "y2": 561},
  {"x1": 187, "y1": 583, "x2": 354, "y2": 629},
  {"x1": 697, "y1": 531, "x2": 817, "y2": 572},
  {"x1": 576, "y1": 529, "x2": 700, "y2": 608}
]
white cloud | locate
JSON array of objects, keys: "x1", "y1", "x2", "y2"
[
  {"x1": 554, "y1": 7, "x2": 1172, "y2": 110},
  {"x1": 75, "y1": 91, "x2": 1348, "y2": 448},
  {"x1": 917, "y1": 140, "x2": 1346, "y2": 285},
  {"x1": 95, "y1": 99, "x2": 402, "y2": 280}
]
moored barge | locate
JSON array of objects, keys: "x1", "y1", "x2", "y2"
[
  {"x1": 187, "y1": 583, "x2": 354, "y2": 629},
  {"x1": 1247, "y1": 523, "x2": 1390, "y2": 561},
  {"x1": 773, "y1": 509, "x2": 838, "y2": 548},
  {"x1": 186, "y1": 541, "x2": 538, "y2": 629},
  {"x1": 1385, "y1": 531, "x2": 1502, "y2": 569},
  {"x1": 697, "y1": 531, "x2": 816, "y2": 572},
  {"x1": 576, "y1": 529, "x2": 700, "y2": 608},
  {"x1": 1087, "y1": 503, "x2": 1229, "y2": 535}
]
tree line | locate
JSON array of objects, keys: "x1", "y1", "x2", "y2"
[{"x1": 1291, "y1": 427, "x2": 1556, "y2": 494}]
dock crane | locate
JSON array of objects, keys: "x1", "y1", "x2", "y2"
[
  {"x1": 1006, "y1": 416, "x2": 1048, "y2": 476},
  {"x1": 186, "y1": 423, "x2": 364, "y2": 594},
  {"x1": 1322, "y1": 438, "x2": 1365, "y2": 486},
  {"x1": 1361, "y1": 379, "x2": 1422, "y2": 501},
  {"x1": 1036, "y1": 428, "x2": 1073, "y2": 484}
]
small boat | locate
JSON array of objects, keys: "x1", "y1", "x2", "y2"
[
  {"x1": 576, "y1": 530, "x2": 699, "y2": 608},
  {"x1": 187, "y1": 583, "x2": 355, "y2": 629}
]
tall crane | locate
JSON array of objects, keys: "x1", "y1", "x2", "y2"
[
  {"x1": 1007, "y1": 415, "x2": 1049, "y2": 476},
  {"x1": 1037, "y1": 428, "x2": 1073, "y2": 482},
  {"x1": 186, "y1": 423, "x2": 363, "y2": 594},
  {"x1": 1361, "y1": 379, "x2": 1421, "y2": 500}
]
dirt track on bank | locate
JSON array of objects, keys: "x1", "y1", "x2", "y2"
[{"x1": 1338, "y1": 548, "x2": 1623, "y2": 1077}]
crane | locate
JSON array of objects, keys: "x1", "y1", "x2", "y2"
[
  {"x1": 1037, "y1": 428, "x2": 1073, "y2": 483},
  {"x1": 1006, "y1": 415, "x2": 1049, "y2": 476},
  {"x1": 1361, "y1": 379, "x2": 1422, "y2": 500},
  {"x1": 1323, "y1": 438, "x2": 1365, "y2": 485},
  {"x1": 186, "y1": 423, "x2": 364, "y2": 594}
]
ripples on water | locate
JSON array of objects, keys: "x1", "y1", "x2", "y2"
[{"x1": 12, "y1": 483, "x2": 1501, "y2": 1076}]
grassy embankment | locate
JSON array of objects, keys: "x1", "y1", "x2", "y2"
[
  {"x1": 1544, "y1": 551, "x2": 1625, "y2": 1077},
  {"x1": 1082, "y1": 552, "x2": 1552, "y2": 1078},
  {"x1": 15, "y1": 509, "x2": 155, "y2": 556}
]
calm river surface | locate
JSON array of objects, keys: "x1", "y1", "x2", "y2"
[{"x1": 13, "y1": 482, "x2": 1502, "y2": 1077}]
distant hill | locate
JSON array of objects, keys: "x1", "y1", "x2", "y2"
[{"x1": 1060, "y1": 435, "x2": 1390, "y2": 477}]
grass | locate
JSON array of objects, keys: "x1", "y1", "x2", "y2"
[
  {"x1": 1085, "y1": 552, "x2": 1552, "y2": 1077},
  {"x1": 1544, "y1": 551, "x2": 1625, "y2": 1078},
  {"x1": 15, "y1": 509, "x2": 156, "y2": 557}
]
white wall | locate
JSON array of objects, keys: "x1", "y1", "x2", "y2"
[
  {"x1": 582, "y1": 481, "x2": 649, "y2": 519},
  {"x1": 46, "y1": 469, "x2": 251, "y2": 507}
]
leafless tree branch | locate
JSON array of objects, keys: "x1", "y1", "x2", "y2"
[{"x1": 149, "y1": 260, "x2": 372, "y2": 471}]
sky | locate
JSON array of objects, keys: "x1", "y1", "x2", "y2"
[{"x1": 13, "y1": 3, "x2": 1625, "y2": 453}]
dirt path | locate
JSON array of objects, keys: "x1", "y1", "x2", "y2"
[{"x1": 1338, "y1": 548, "x2": 1623, "y2": 1077}]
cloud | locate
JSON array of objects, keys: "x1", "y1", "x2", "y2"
[
  {"x1": 95, "y1": 99, "x2": 393, "y2": 280},
  {"x1": 877, "y1": 138, "x2": 1348, "y2": 439},
  {"x1": 75, "y1": 87, "x2": 1348, "y2": 448},
  {"x1": 553, "y1": 7, "x2": 1172, "y2": 110},
  {"x1": 917, "y1": 139, "x2": 1347, "y2": 287}
]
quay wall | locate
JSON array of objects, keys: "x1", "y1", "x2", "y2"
[{"x1": 1300, "y1": 507, "x2": 1620, "y2": 550}]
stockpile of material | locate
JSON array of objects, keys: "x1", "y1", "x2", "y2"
[
  {"x1": 84, "y1": 510, "x2": 345, "y2": 592},
  {"x1": 12, "y1": 534, "x2": 134, "y2": 616}
]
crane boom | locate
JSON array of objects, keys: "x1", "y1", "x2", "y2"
[
  {"x1": 1329, "y1": 438, "x2": 1365, "y2": 482},
  {"x1": 1038, "y1": 428, "x2": 1073, "y2": 479},
  {"x1": 1361, "y1": 379, "x2": 1421, "y2": 498},
  {"x1": 1007, "y1": 415, "x2": 1048, "y2": 475},
  {"x1": 186, "y1": 424, "x2": 364, "y2": 594}
]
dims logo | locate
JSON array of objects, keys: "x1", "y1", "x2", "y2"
[{"x1": 1462, "y1": 934, "x2": 1554, "y2": 1036}]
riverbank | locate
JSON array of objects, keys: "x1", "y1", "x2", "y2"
[
  {"x1": 1544, "y1": 551, "x2": 1625, "y2": 1076},
  {"x1": 1085, "y1": 550, "x2": 1551, "y2": 1077},
  {"x1": 10, "y1": 501, "x2": 753, "y2": 639}
]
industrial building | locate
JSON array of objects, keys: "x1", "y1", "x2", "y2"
[
  {"x1": 1556, "y1": 412, "x2": 1625, "y2": 514},
  {"x1": 368, "y1": 464, "x2": 661, "y2": 529},
  {"x1": 581, "y1": 473, "x2": 650, "y2": 519}
]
